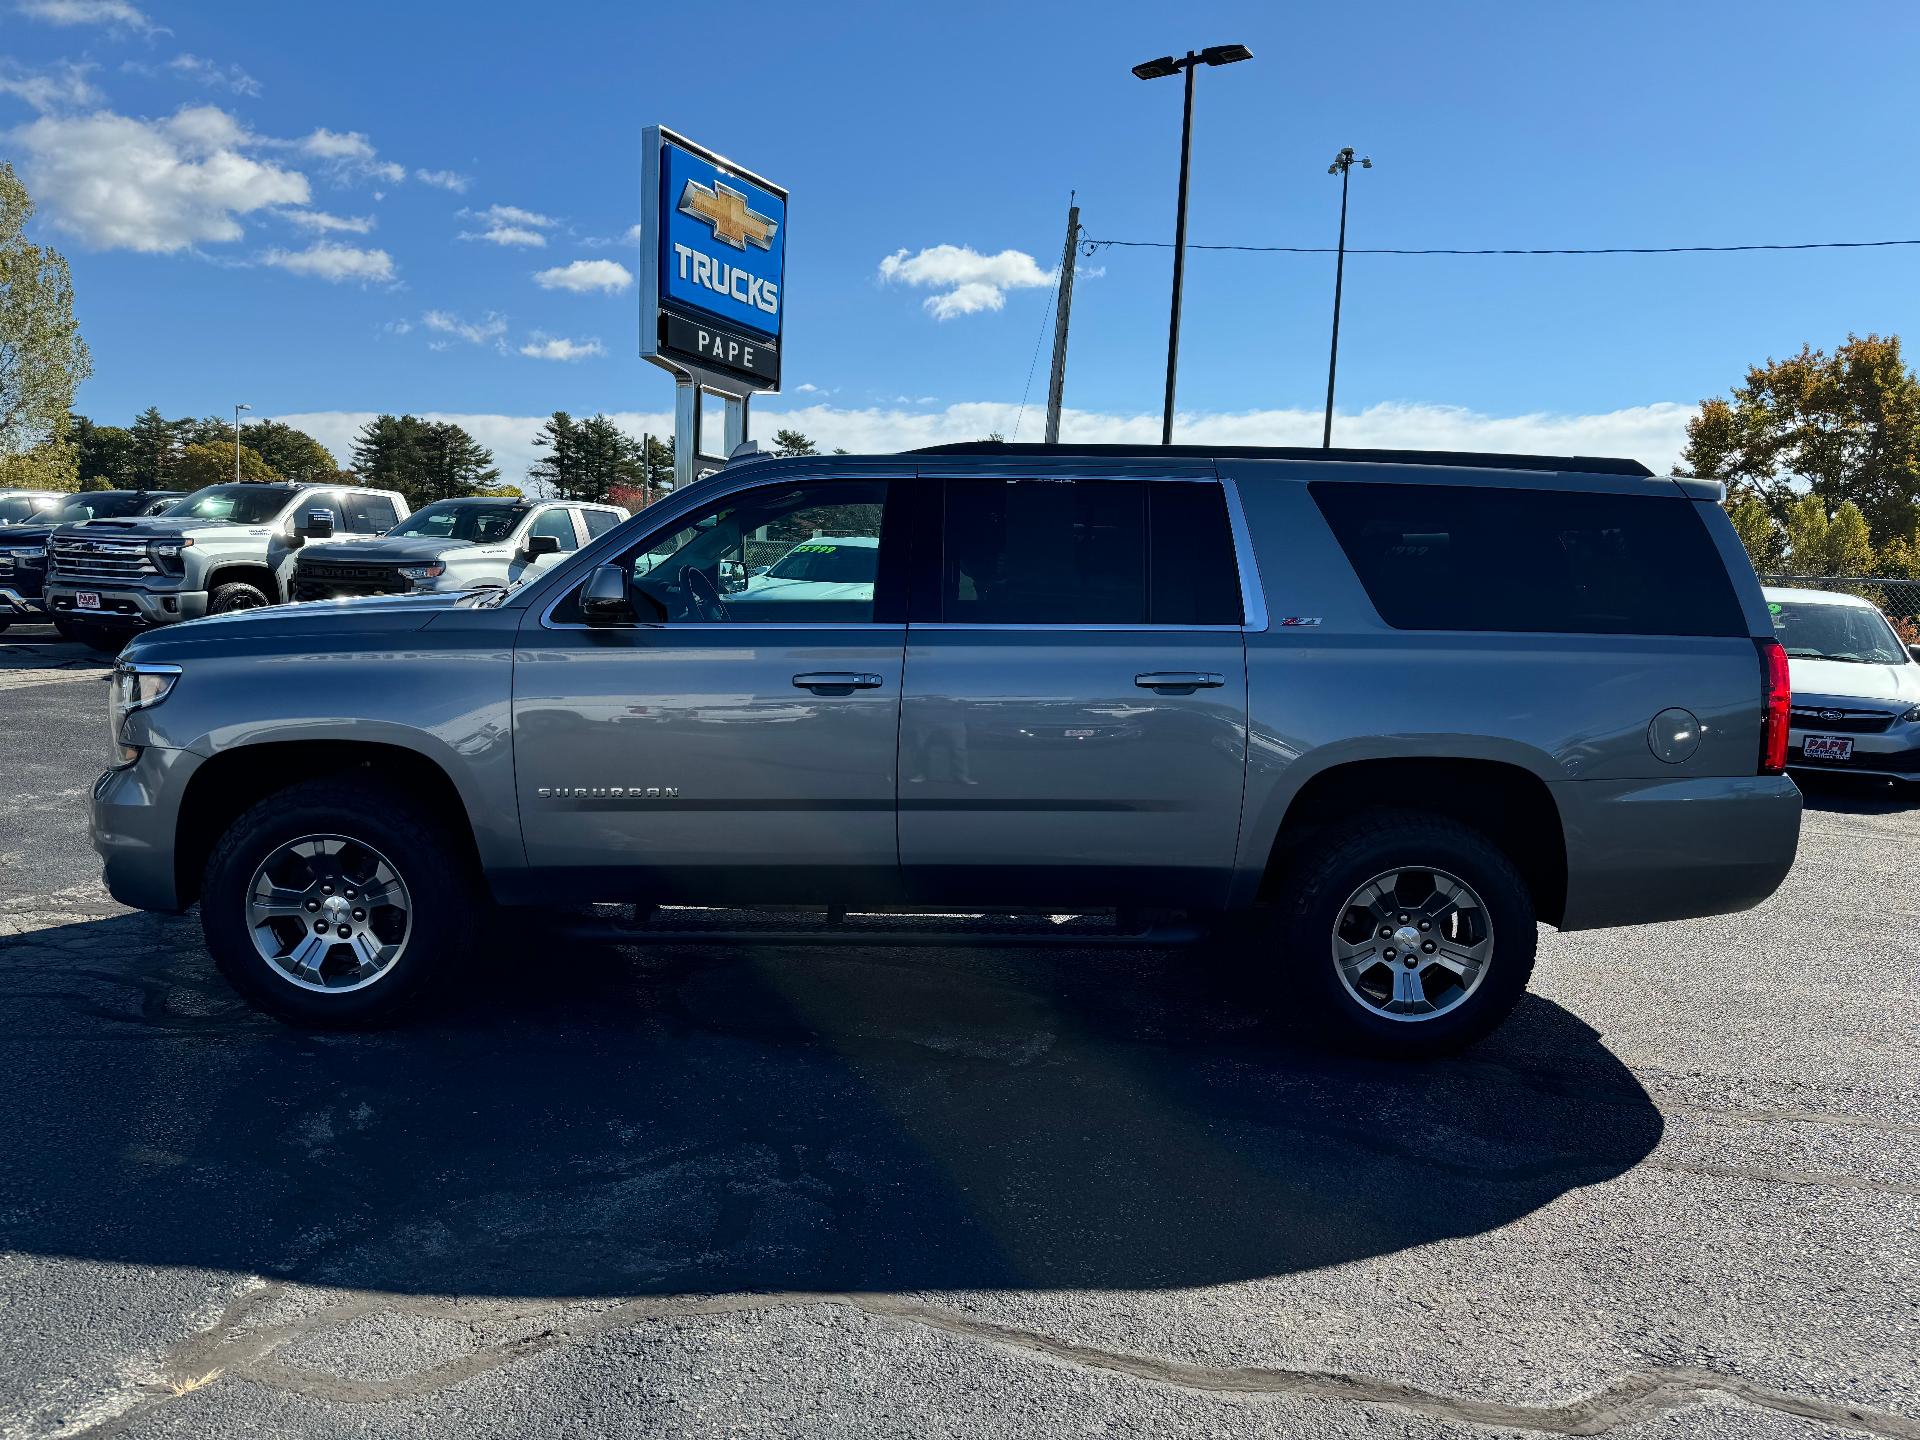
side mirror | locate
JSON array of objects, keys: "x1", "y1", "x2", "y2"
[
  {"x1": 581, "y1": 564, "x2": 648, "y2": 626},
  {"x1": 1908, "y1": 644, "x2": 1920, "y2": 664},
  {"x1": 523, "y1": 533, "x2": 562, "y2": 560},
  {"x1": 296, "y1": 509, "x2": 336, "y2": 542}
]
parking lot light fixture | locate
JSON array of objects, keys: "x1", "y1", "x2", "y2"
[
  {"x1": 1322, "y1": 148, "x2": 1371, "y2": 448},
  {"x1": 233, "y1": 403, "x2": 252, "y2": 483},
  {"x1": 1132, "y1": 42, "x2": 1254, "y2": 445}
]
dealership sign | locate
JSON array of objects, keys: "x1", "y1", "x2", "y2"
[{"x1": 641, "y1": 126, "x2": 787, "y2": 391}]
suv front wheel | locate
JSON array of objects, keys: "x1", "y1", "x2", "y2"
[
  {"x1": 200, "y1": 776, "x2": 478, "y2": 1026},
  {"x1": 1266, "y1": 810, "x2": 1537, "y2": 1057}
]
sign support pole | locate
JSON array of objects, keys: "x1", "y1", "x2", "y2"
[{"x1": 673, "y1": 375, "x2": 699, "y2": 491}]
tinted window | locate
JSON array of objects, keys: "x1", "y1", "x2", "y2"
[
  {"x1": 1310, "y1": 482, "x2": 1747, "y2": 636},
  {"x1": 530, "y1": 508, "x2": 581, "y2": 551},
  {"x1": 940, "y1": 478, "x2": 1241, "y2": 626},
  {"x1": 0, "y1": 497, "x2": 50, "y2": 525},
  {"x1": 391, "y1": 502, "x2": 521, "y2": 543},
  {"x1": 169, "y1": 485, "x2": 293, "y2": 525},
  {"x1": 582, "y1": 508, "x2": 622, "y2": 538},
  {"x1": 551, "y1": 480, "x2": 889, "y2": 625},
  {"x1": 347, "y1": 494, "x2": 399, "y2": 534}
]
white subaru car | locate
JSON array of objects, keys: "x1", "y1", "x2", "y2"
[{"x1": 1764, "y1": 586, "x2": 1920, "y2": 784}]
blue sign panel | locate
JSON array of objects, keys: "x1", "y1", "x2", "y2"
[{"x1": 659, "y1": 140, "x2": 786, "y2": 342}]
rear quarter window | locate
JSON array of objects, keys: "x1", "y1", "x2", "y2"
[{"x1": 1309, "y1": 481, "x2": 1747, "y2": 636}]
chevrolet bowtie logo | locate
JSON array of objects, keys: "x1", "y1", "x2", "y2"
[{"x1": 679, "y1": 178, "x2": 778, "y2": 251}]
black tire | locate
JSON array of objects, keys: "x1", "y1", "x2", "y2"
[
  {"x1": 1262, "y1": 809, "x2": 1536, "y2": 1057},
  {"x1": 55, "y1": 619, "x2": 126, "y2": 654},
  {"x1": 200, "y1": 775, "x2": 479, "y2": 1027},
  {"x1": 208, "y1": 580, "x2": 273, "y2": 614}
]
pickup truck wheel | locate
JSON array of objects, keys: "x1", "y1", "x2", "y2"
[
  {"x1": 1267, "y1": 810, "x2": 1536, "y2": 1057},
  {"x1": 201, "y1": 777, "x2": 477, "y2": 1027},
  {"x1": 209, "y1": 580, "x2": 272, "y2": 614}
]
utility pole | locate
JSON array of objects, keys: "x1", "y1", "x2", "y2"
[
  {"x1": 1042, "y1": 196, "x2": 1080, "y2": 444},
  {"x1": 233, "y1": 402, "x2": 251, "y2": 482},
  {"x1": 1322, "y1": 147, "x2": 1371, "y2": 448}
]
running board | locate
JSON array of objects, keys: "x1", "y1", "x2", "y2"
[{"x1": 549, "y1": 907, "x2": 1206, "y2": 949}]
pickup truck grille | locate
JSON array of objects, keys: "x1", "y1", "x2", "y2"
[
  {"x1": 1789, "y1": 706, "x2": 1898, "y2": 734},
  {"x1": 292, "y1": 561, "x2": 409, "y2": 602},
  {"x1": 49, "y1": 536, "x2": 158, "y2": 583}
]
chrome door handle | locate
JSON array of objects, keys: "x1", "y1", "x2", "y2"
[
  {"x1": 793, "y1": 672, "x2": 885, "y2": 692},
  {"x1": 1135, "y1": 671, "x2": 1225, "y2": 690}
]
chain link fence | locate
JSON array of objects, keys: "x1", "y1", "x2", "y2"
[{"x1": 1760, "y1": 574, "x2": 1920, "y2": 641}]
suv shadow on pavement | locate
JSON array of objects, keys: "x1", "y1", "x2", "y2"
[{"x1": 2, "y1": 910, "x2": 1662, "y2": 1297}]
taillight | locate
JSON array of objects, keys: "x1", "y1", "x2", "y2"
[{"x1": 1757, "y1": 636, "x2": 1790, "y2": 775}]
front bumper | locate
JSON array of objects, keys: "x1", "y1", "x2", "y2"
[
  {"x1": 46, "y1": 584, "x2": 209, "y2": 628},
  {"x1": 1786, "y1": 724, "x2": 1920, "y2": 781},
  {"x1": 91, "y1": 745, "x2": 202, "y2": 912},
  {"x1": 0, "y1": 587, "x2": 46, "y2": 617}
]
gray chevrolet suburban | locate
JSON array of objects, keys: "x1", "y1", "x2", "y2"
[{"x1": 90, "y1": 445, "x2": 1802, "y2": 1053}]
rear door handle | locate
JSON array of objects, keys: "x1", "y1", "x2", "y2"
[
  {"x1": 793, "y1": 672, "x2": 885, "y2": 692},
  {"x1": 1135, "y1": 671, "x2": 1226, "y2": 690}
]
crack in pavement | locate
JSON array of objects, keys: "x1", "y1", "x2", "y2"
[{"x1": 59, "y1": 1285, "x2": 1920, "y2": 1440}]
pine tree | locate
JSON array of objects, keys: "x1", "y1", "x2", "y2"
[
  {"x1": 126, "y1": 406, "x2": 183, "y2": 490},
  {"x1": 529, "y1": 411, "x2": 582, "y2": 499}
]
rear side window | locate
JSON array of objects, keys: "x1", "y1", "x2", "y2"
[
  {"x1": 582, "y1": 508, "x2": 622, "y2": 538},
  {"x1": 346, "y1": 493, "x2": 399, "y2": 534},
  {"x1": 941, "y1": 478, "x2": 1240, "y2": 625},
  {"x1": 1309, "y1": 481, "x2": 1746, "y2": 636}
]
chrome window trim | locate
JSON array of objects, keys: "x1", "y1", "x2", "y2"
[
  {"x1": 912, "y1": 623, "x2": 1245, "y2": 634},
  {"x1": 538, "y1": 619, "x2": 899, "y2": 634},
  {"x1": 1221, "y1": 477, "x2": 1268, "y2": 632}
]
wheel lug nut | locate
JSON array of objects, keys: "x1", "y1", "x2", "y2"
[
  {"x1": 1403, "y1": 955, "x2": 1418, "y2": 968},
  {"x1": 345, "y1": 890, "x2": 357, "y2": 900},
  {"x1": 1418, "y1": 920, "x2": 1430, "y2": 931},
  {"x1": 1422, "y1": 941, "x2": 1436, "y2": 953},
  {"x1": 314, "y1": 921, "x2": 328, "y2": 934},
  {"x1": 321, "y1": 883, "x2": 334, "y2": 895},
  {"x1": 352, "y1": 908, "x2": 365, "y2": 922},
  {"x1": 1397, "y1": 914, "x2": 1409, "y2": 923},
  {"x1": 1383, "y1": 948, "x2": 1396, "y2": 960},
  {"x1": 338, "y1": 928, "x2": 351, "y2": 940},
  {"x1": 304, "y1": 900, "x2": 319, "y2": 912},
  {"x1": 1378, "y1": 927, "x2": 1392, "y2": 938}
]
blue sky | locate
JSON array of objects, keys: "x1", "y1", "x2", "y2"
[{"x1": 5, "y1": 0, "x2": 1919, "y2": 481}]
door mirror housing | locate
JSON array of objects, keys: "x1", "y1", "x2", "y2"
[
  {"x1": 295, "y1": 509, "x2": 336, "y2": 542},
  {"x1": 580, "y1": 563, "x2": 668, "y2": 625},
  {"x1": 1908, "y1": 644, "x2": 1920, "y2": 664},
  {"x1": 523, "y1": 532, "x2": 563, "y2": 560}
]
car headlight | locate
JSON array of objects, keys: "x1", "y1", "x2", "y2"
[
  {"x1": 109, "y1": 660, "x2": 181, "y2": 767},
  {"x1": 147, "y1": 538, "x2": 190, "y2": 574},
  {"x1": 20, "y1": 544, "x2": 46, "y2": 560},
  {"x1": 1903, "y1": 704, "x2": 1920, "y2": 724},
  {"x1": 398, "y1": 562, "x2": 445, "y2": 581}
]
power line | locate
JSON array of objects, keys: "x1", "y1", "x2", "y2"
[
  {"x1": 1011, "y1": 265, "x2": 1062, "y2": 442},
  {"x1": 1084, "y1": 236, "x2": 1920, "y2": 257}
]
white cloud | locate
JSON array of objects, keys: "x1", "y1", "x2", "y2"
[
  {"x1": 533, "y1": 258, "x2": 632, "y2": 293},
  {"x1": 166, "y1": 54, "x2": 260, "y2": 96},
  {"x1": 422, "y1": 309, "x2": 508, "y2": 347},
  {"x1": 623, "y1": 223, "x2": 643, "y2": 244},
  {"x1": 15, "y1": 0, "x2": 159, "y2": 32},
  {"x1": 260, "y1": 241, "x2": 394, "y2": 283},
  {"x1": 879, "y1": 244, "x2": 1055, "y2": 320},
  {"x1": 414, "y1": 167, "x2": 469, "y2": 192},
  {"x1": 6, "y1": 105, "x2": 310, "y2": 252},
  {"x1": 459, "y1": 202, "x2": 556, "y2": 247},
  {"x1": 279, "y1": 208, "x2": 373, "y2": 234},
  {"x1": 0, "y1": 59, "x2": 100, "y2": 111},
  {"x1": 268, "y1": 400, "x2": 1697, "y2": 492},
  {"x1": 519, "y1": 334, "x2": 606, "y2": 362},
  {"x1": 291, "y1": 127, "x2": 406, "y2": 185}
]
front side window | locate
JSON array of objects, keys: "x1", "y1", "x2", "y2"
[
  {"x1": 1310, "y1": 482, "x2": 1748, "y2": 636},
  {"x1": 939, "y1": 478, "x2": 1241, "y2": 626},
  {"x1": 1770, "y1": 599, "x2": 1907, "y2": 664},
  {"x1": 529, "y1": 508, "x2": 581, "y2": 551},
  {"x1": 553, "y1": 479, "x2": 888, "y2": 625},
  {"x1": 0, "y1": 496, "x2": 53, "y2": 525}
]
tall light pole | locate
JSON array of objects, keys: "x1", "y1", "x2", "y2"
[
  {"x1": 1132, "y1": 43, "x2": 1253, "y2": 445},
  {"x1": 233, "y1": 402, "x2": 252, "y2": 481},
  {"x1": 1322, "y1": 147, "x2": 1370, "y2": 449}
]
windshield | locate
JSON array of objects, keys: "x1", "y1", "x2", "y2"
[
  {"x1": 52, "y1": 493, "x2": 160, "y2": 524},
  {"x1": 1770, "y1": 598, "x2": 1908, "y2": 664},
  {"x1": 0, "y1": 496, "x2": 55, "y2": 526},
  {"x1": 389, "y1": 502, "x2": 524, "y2": 544},
  {"x1": 764, "y1": 539, "x2": 879, "y2": 583},
  {"x1": 169, "y1": 485, "x2": 292, "y2": 525}
]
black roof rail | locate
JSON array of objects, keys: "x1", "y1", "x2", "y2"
[{"x1": 907, "y1": 441, "x2": 1655, "y2": 479}]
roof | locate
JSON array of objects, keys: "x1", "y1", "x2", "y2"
[
  {"x1": 908, "y1": 442, "x2": 1655, "y2": 478},
  {"x1": 1761, "y1": 585, "x2": 1882, "y2": 608}
]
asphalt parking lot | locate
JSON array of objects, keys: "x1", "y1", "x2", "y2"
[{"x1": 0, "y1": 621, "x2": 1914, "y2": 1440}]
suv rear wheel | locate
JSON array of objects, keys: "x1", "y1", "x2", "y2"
[
  {"x1": 200, "y1": 776, "x2": 478, "y2": 1026},
  {"x1": 1265, "y1": 810, "x2": 1536, "y2": 1056}
]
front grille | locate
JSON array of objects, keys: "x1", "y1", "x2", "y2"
[
  {"x1": 1790, "y1": 707, "x2": 1899, "y2": 734},
  {"x1": 50, "y1": 536, "x2": 158, "y2": 584},
  {"x1": 293, "y1": 562, "x2": 408, "y2": 602}
]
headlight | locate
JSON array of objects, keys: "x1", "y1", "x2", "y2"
[
  {"x1": 147, "y1": 538, "x2": 190, "y2": 574},
  {"x1": 398, "y1": 562, "x2": 446, "y2": 581},
  {"x1": 1903, "y1": 704, "x2": 1920, "y2": 724},
  {"x1": 109, "y1": 660, "x2": 181, "y2": 767},
  {"x1": 20, "y1": 544, "x2": 46, "y2": 560}
]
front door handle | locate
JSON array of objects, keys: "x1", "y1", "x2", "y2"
[
  {"x1": 1135, "y1": 671, "x2": 1225, "y2": 690},
  {"x1": 793, "y1": 671, "x2": 885, "y2": 693}
]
